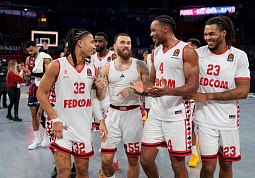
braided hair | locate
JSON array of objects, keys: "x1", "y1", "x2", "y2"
[
  {"x1": 64, "y1": 28, "x2": 92, "y2": 66},
  {"x1": 154, "y1": 15, "x2": 176, "y2": 32},
  {"x1": 205, "y1": 15, "x2": 236, "y2": 46}
]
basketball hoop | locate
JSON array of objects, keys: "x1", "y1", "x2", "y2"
[{"x1": 43, "y1": 42, "x2": 49, "y2": 51}]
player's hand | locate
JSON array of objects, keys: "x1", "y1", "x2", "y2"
[
  {"x1": 117, "y1": 87, "x2": 134, "y2": 98},
  {"x1": 99, "y1": 119, "x2": 108, "y2": 142},
  {"x1": 147, "y1": 76, "x2": 169, "y2": 97},
  {"x1": 36, "y1": 108, "x2": 43, "y2": 122},
  {"x1": 52, "y1": 120, "x2": 67, "y2": 139},
  {"x1": 21, "y1": 67, "x2": 28, "y2": 73},
  {"x1": 130, "y1": 74, "x2": 144, "y2": 93},
  {"x1": 93, "y1": 75, "x2": 106, "y2": 90},
  {"x1": 185, "y1": 92, "x2": 208, "y2": 103}
]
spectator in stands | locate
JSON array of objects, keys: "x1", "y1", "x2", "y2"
[
  {"x1": 0, "y1": 58, "x2": 8, "y2": 108},
  {"x1": 6, "y1": 60, "x2": 24, "y2": 122}
]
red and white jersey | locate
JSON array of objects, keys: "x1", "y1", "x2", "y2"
[
  {"x1": 108, "y1": 58, "x2": 140, "y2": 106},
  {"x1": 91, "y1": 50, "x2": 115, "y2": 110},
  {"x1": 53, "y1": 57, "x2": 95, "y2": 142},
  {"x1": 194, "y1": 46, "x2": 250, "y2": 130},
  {"x1": 150, "y1": 41, "x2": 190, "y2": 121}
]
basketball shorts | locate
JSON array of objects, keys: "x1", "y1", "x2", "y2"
[
  {"x1": 198, "y1": 125, "x2": 241, "y2": 162},
  {"x1": 145, "y1": 96, "x2": 152, "y2": 111},
  {"x1": 28, "y1": 96, "x2": 39, "y2": 107},
  {"x1": 142, "y1": 116, "x2": 192, "y2": 157},
  {"x1": 50, "y1": 136, "x2": 94, "y2": 159},
  {"x1": 101, "y1": 105, "x2": 143, "y2": 157}
]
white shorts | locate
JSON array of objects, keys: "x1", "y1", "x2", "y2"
[
  {"x1": 50, "y1": 137, "x2": 94, "y2": 159},
  {"x1": 198, "y1": 125, "x2": 241, "y2": 162},
  {"x1": 145, "y1": 96, "x2": 152, "y2": 111},
  {"x1": 101, "y1": 105, "x2": 143, "y2": 157},
  {"x1": 142, "y1": 116, "x2": 192, "y2": 157}
]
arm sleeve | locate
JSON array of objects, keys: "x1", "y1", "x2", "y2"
[
  {"x1": 31, "y1": 72, "x2": 44, "y2": 78},
  {"x1": 91, "y1": 89, "x2": 104, "y2": 121}
]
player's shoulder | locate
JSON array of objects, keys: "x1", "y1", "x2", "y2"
[
  {"x1": 229, "y1": 46, "x2": 246, "y2": 56},
  {"x1": 195, "y1": 45, "x2": 208, "y2": 54}
]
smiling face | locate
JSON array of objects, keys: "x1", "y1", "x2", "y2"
[
  {"x1": 114, "y1": 35, "x2": 132, "y2": 60},
  {"x1": 150, "y1": 20, "x2": 166, "y2": 46},
  {"x1": 204, "y1": 24, "x2": 226, "y2": 52},
  {"x1": 79, "y1": 34, "x2": 96, "y2": 58},
  {"x1": 94, "y1": 36, "x2": 107, "y2": 52}
]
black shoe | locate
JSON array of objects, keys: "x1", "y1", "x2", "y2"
[
  {"x1": 51, "y1": 167, "x2": 57, "y2": 178},
  {"x1": 6, "y1": 114, "x2": 13, "y2": 120},
  {"x1": 13, "y1": 117, "x2": 22, "y2": 122}
]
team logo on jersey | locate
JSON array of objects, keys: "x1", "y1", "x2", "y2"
[
  {"x1": 107, "y1": 56, "x2": 111, "y2": 62},
  {"x1": 227, "y1": 53, "x2": 234, "y2": 62},
  {"x1": 120, "y1": 74, "x2": 125, "y2": 78},
  {"x1": 229, "y1": 115, "x2": 236, "y2": 119},
  {"x1": 175, "y1": 110, "x2": 182, "y2": 114},
  {"x1": 173, "y1": 49, "x2": 180, "y2": 56},
  {"x1": 64, "y1": 69, "x2": 68, "y2": 74},
  {"x1": 87, "y1": 68, "x2": 92, "y2": 76}
]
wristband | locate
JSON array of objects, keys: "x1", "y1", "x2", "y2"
[{"x1": 51, "y1": 117, "x2": 66, "y2": 127}]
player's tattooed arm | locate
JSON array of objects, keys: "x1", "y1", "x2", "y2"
[
  {"x1": 135, "y1": 60, "x2": 150, "y2": 96},
  {"x1": 94, "y1": 64, "x2": 110, "y2": 101},
  {"x1": 210, "y1": 79, "x2": 250, "y2": 101}
]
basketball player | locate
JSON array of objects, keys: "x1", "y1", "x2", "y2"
[
  {"x1": 187, "y1": 15, "x2": 250, "y2": 178},
  {"x1": 22, "y1": 41, "x2": 52, "y2": 150},
  {"x1": 131, "y1": 15, "x2": 199, "y2": 178},
  {"x1": 187, "y1": 38, "x2": 201, "y2": 167},
  {"x1": 37, "y1": 28, "x2": 107, "y2": 178},
  {"x1": 99, "y1": 33, "x2": 149, "y2": 178},
  {"x1": 90, "y1": 32, "x2": 119, "y2": 175}
]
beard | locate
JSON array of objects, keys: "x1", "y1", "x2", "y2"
[
  {"x1": 31, "y1": 53, "x2": 36, "y2": 57},
  {"x1": 96, "y1": 46, "x2": 105, "y2": 52},
  {"x1": 117, "y1": 47, "x2": 132, "y2": 60},
  {"x1": 208, "y1": 35, "x2": 223, "y2": 51}
]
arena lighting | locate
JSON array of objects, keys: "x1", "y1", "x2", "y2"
[{"x1": 180, "y1": 6, "x2": 235, "y2": 16}]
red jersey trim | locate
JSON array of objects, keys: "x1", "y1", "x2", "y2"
[
  {"x1": 201, "y1": 154, "x2": 218, "y2": 161},
  {"x1": 49, "y1": 142, "x2": 72, "y2": 155},
  {"x1": 101, "y1": 148, "x2": 117, "y2": 154},
  {"x1": 168, "y1": 150, "x2": 192, "y2": 157},
  {"x1": 55, "y1": 59, "x2": 60, "y2": 83},
  {"x1": 162, "y1": 40, "x2": 181, "y2": 54},
  {"x1": 73, "y1": 150, "x2": 94, "y2": 158},
  {"x1": 66, "y1": 57, "x2": 85, "y2": 73},
  {"x1": 218, "y1": 152, "x2": 241, "y2": 162},
  {"x1": 182, "y1": 44, "x2": 189, "y2": 62},
  {"x1": 141, "y1": 141, "x2": 167, "y2": 148},
  {"x1": 93, "y1": 64, "x2": 97, "y2": 76},
  {"x1": 209, "y1": 46, "x2": 230, "y2": 55},
  {"x1": 126, "y1": 151, "x2": 141, "y2": 157},
  {"x1": 235, "y1": 77, "x2": 250, "y2": 80},
  {"x1": 97, "y1": 50, "x2": 110, "y2": 61}
]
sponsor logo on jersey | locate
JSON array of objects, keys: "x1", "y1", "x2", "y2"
[
  {"x1": 64, "y1": 98, "x2": 92, "y2": 108},
  {"x1": 87, "y1": 68, "x2": 92, "y2": 76},
  {"x1": 229, "y1": 115, "x2": 236, "y2": 119},
  {"x1": 155, "y1": 78, "x2": 175, "y2": 88},
  {"x1": 227, "y1": 53, "x2": 234, "y2": 62},
  {"x1": 175, "y1": 110, "x2": 182, "y2": 114},
  {"x1": 64, "y1": 69, "x2": 68, "y2": 74},
  {"x1": 173, "y1": 49, "x2": 180, "y2": 56},
  {"x1": 199, "y1": 77, "x2": 228, "y2": 89},
  {"x1": 120, "y1": 74, "x2": 125, "y2": 78},
  {"x1": 107, "y1": 56, "x2": 111, "y2": 62}
]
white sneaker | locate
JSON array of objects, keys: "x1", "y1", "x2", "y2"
[
  {"x1": 42, "y1": 135, "x2": 50, "y2": 147},
  {"x1": 28, "y1": 139, "x2": 42, "y2": 150}
]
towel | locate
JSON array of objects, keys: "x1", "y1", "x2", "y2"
[{"x1": 32, "y1": 52, "x2": 52, "y2": 86}]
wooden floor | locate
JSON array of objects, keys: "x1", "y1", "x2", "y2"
[{"x1": 0, "y1": 85, "x2": 254, "y2": 178}]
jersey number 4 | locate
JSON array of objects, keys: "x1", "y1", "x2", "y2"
[
  {"x1": 74, "y1": 82, "x2": 85, "y2": 94},
  {"x1": 159, "y1": 62, "x2": 164, "y2": 74}
]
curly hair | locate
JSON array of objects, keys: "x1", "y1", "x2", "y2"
[{"x1": 65, "y1": 28, "x2": 92, "y2": 66}]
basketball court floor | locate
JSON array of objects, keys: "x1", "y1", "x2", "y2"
[{"x1": 0, "y1": 85, "x2": 254, "y2": 178}]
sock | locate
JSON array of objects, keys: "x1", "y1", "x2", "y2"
[
  {"x1": 43, "y1": 129, "x2": 48, "y2": 137},
  {"x1": 106, "y1": 174, "x2": 115, "y2": 178},
  {"x1": 192, "y1": 145, "x2": 198, "y2": 155},
  {"x1": 113, "y1": 154, "x2": 117, "y2": 163},
  {"x1": 34, "y1": 130, "x2": 40, "y2": 140}
]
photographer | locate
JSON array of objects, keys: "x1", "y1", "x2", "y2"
[{"x1": 0, "y1": 58, "x2": 8, "y2": 108}]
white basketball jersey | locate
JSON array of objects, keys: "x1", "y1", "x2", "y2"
[
  {"x1": 108, "y1": 58, "x2": 140, "y2": 106},
  {"x1": 149, "y1": 41, "x2": 190, "y2": 121},
  {"x1": 194, "y1": 46, "x2": 250, "y2": 130},
  {"x1": 147, "y1": 54, "x2": 152, "y2": 74},
  {"x1": 53, "y1": 57, "x2": 95, "y2": 142},
  {"x1": 91, "y1": 50, "x2": 115, "y2": 110}
]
